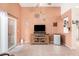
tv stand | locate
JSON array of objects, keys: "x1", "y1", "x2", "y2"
[{"x1": 31, "y1": 32, "x2": 49, "y2": 44}]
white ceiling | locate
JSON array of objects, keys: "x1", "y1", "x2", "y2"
[
  {"x1": 19, "y1": 3, "x2": 79, "y2": 7},
  {"x1": 19, "y1": 3, "x2": 62, "y2": 7}
]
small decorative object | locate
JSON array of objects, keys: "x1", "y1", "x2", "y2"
[
  {"x1": 48, "y1": 3, "x2": 52, "y2": 5},
  {"x1": 72, "y1": 20, "x2": 76, "y2": 24},
  {"x1": 34, "y1": 11, "x2": 47, "y2": 21},
  {"x1": 72, "y1": 20, "x2": 79, "y2": 25},
  {"x1": 43, "y1": 18, "x2": 46, "y2": 21},
  {"x1": 64, "y1": 20, "x2": 67, "y2": 27},
  {"x1": 76, "y1": 20, "x2": 79, "y2": 24},
  {"x1": 68, "y1": 27, "x2": 70, "y2": 31},
  {"x1": 53, "y1": 22, "x2": 57, "y2": 27},
  {"x1": 63, "y1": 16, "x2": 69, "y2": 33},
  {"x1": 35, "y1": 13, "x2": 40, "y2": 18}
]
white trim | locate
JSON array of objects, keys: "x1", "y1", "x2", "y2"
[{"x1": 8, "y1": 16, "x2": 17, "y2": 50}]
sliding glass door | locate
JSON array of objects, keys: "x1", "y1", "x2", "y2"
[{"x1": 8, "y1": 16, "x2": 17, "y2": 50}]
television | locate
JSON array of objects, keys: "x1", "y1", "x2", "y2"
[{"x1": 34, "y1": 25, "x2": 45, "y2": 32}]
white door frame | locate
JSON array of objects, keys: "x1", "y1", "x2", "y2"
[{"x1": 8, "y1": 16, "x2": 17, "y2": 50}]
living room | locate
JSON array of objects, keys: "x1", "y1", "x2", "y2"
[{"x1": 0, "y1": 3, "x2": 79, "y2": 56}]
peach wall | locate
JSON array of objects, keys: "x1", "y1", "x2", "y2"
[
  {"x1": 61, "y1": 9, "x2": 72, "y2": 48},
  {"x1": 0, "y1": 3, "x2": 72, "y2": 47},
  {"x1": 21, "y1": 7, "x2": 61, "y2": 43},
  {"x1": 0, "y1": 3, "x2": 21, "y2": 44}
]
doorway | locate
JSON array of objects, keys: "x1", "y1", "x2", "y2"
[
  {"x1": 8, "y1": 16, "x2": 17, "y2": 50},
  {"x1": 72, "y1": 20, "x2": 79, "y2": 49}
]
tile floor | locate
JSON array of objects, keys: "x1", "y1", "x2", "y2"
[{"x1": 9, "y1": 44, "x2": 79, "y2": 56}]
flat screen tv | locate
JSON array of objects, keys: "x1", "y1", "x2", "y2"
[{"x1": 34, "y1": 25, "x2": 45, "y2": 31}]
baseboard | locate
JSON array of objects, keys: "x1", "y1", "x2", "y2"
[{"x1": 65, "y1": 44, "x2": 76, "y2": 49}]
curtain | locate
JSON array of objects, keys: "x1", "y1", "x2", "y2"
[{"x1": 0, "y1": 10, "x2": 8, "y2": 53}]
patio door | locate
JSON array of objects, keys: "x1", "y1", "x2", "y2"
[{"x1": 8, "y1": 16, "x2": 17, "y2": 50}]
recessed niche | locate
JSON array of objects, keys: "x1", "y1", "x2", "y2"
[{"x1": 53, "y1": 22, "x2": 57, "y2": 27}]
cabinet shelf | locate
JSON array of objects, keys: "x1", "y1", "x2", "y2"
[{"x1": 31, "y1": 34, "x2": 49, "y2": 44}]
